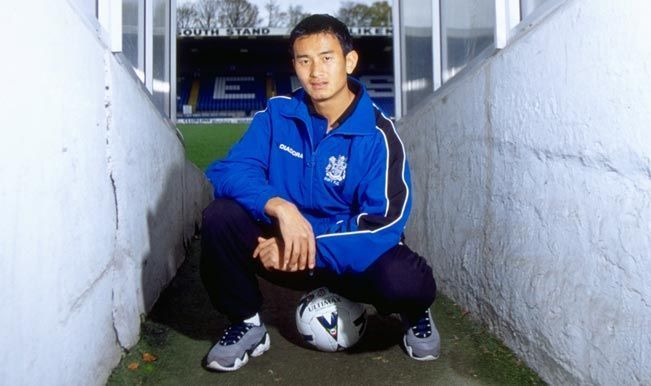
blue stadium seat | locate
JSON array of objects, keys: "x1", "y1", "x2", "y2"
[
  {"x1": 193, "y1": 75, "x2": 266, "y2": 115},
  {"x1": 360, "y1": 75, "x2": 395, "y2": 117},
  {"x1": 185, "y1": 73, "x2": 394, "y2": 117},
  {"x1": 176, "y1": 77, "x2": 192, "y2": 113}
]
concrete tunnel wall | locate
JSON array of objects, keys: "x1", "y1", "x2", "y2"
[
  {"x1": 0, "y1": 1, "x2": 213, "y2": 385},
  {"x1": 399, "y1": 0, "x2": 651, "y2": 384}
]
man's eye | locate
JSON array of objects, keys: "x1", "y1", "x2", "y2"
[{"x1": 324, "y1": 56, "x2": 333, "y2": 61}]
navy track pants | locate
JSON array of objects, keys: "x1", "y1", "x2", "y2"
[{"x1": 200, "y1": 198, "x2": 437, "y2": 323}]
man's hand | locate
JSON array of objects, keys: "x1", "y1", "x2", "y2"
[
  {"x1": 253, "y1": 237, "x2": 282, "y2": 270},
  {"x1": 264, "y1": 197, "x2": 316, "y2": 271}
]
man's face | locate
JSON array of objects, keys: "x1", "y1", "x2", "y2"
[{"x1": 292, "y1": 32, "x2": 358, "y2": 105}]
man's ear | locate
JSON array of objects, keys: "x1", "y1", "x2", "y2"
[{"x1": 345, "y1": 50, "x2": 359, "y2": 75}]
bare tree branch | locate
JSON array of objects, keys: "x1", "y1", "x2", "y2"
[
  {"x1": 195, "y1": 0, "x2": 221, "y2": 28},
  {"x1": 177, "y1": 3, "x2": 198, "y2": 29},
  {"x1": 287, "y1": 5, "x2": 310, "y2": 28},
  {"x1": 218, "y1": 0, "x2": 261, "y2": 27},
  {"x1": 264, "y1": 0, "x2": 288, "y2": 27}
]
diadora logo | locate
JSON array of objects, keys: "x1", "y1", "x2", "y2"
[
  {"x1": 324, "y1": 155, "x2": 347, "y2": 186},
  {"x1": 279, "y1": 143, "x2": 303, "y2": 159}
]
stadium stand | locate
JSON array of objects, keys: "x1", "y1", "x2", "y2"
[
  {"x1": 178, "y1": 31, "x2": 395, "y2": 118},
  {"x1": 195, "y1": 75, "x2": 266, "y2": 115},
  {"x1": 360, "y1": 75, "x2": 394, "y2": 117},
  {"x1": 273, "y1": 75, "x2": 294, "y2": 96},
  {"x1": 176, "y1": 76, "x2": 191, "y2": 113}
]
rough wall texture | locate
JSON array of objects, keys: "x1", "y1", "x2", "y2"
[
  {"x1": 0, "y1": 1, "x2": 212, "y2": 385},
  {"x1": 400, "y1": 1, "x2": 651, "y2": 385}
]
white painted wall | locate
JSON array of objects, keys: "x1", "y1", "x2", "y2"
[
  {"x1": 0, "y1": 1, "x2": 212, "y2": 385},
  {"x1": 400, "y1": 0, "x2": 651, "y2": 384}
]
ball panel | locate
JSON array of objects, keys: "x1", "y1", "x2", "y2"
[
  {"x1": 309, "y1": 315, "x2": 338, "y2": 352},
  {"x1": 295, "y1": 287, "x2": 367, "y2": 352}
]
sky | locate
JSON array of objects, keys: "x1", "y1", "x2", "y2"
[{"x1": 178, "y1": 0, "x2": 385, "y2": 25}]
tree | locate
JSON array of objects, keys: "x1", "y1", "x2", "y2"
[
  {"x1": 264, "y1": 0, "x2": 287, "y2": 28},
  {"x1": 218, "y1": 0, "x2": 261, "y2": 27},
  {"x1": 195, "y1": 0, "x2": 221, "y2": 28},
  {"x1": 367, "y1": 1, "x2": 391, "y2": 26},
  {"x1": 177, "y1": 3, "x2": 198, "y2": 29},
  {"x1": 337, "y1": 1, "x2": 392, "y2": 27},
  {"x1": 287, "y1": 5, "x2": 309, "y2": 27},
  {"x1": 337, "y1": 1, "x2": 369, "y2": 27}
]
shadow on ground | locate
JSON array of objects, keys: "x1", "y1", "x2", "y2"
[{"x1": 108, "y1": 238, "x2": 545, "y2": 385}]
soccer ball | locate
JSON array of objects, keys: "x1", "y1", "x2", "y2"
[{"x1": 295, "y1": 287, "x2": 367, "y2": 352}]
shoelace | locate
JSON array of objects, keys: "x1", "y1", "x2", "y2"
[
  {"x1": 411, "y1": 311, "x2": 432, "y2": 338},
  {"x1": 219, "y1": 323, "x2": 252, "y2": 346}
]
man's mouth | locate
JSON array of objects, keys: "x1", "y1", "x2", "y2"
[{"x1": 310, "y1": 81, "x2": 328, "y2": 89}]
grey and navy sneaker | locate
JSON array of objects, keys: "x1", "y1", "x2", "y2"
[
  {"x1": 402, "y1": 308, "x2": 440, "y2": 361},
  {"x1": 205, "y1": 321, "x2": 270, "y2": 371}
]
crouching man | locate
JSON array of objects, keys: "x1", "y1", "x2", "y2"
[{"x1": 201, "y1": 14, "x2": 440, "y2": 371}]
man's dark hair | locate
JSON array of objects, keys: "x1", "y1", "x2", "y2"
[{"x1": 289, "y1": 14, "x2": 354, "y2": 57}]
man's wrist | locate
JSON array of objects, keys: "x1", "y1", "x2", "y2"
[{"x1": 264, "y1": 197, "x2": 292, "y2": 218}]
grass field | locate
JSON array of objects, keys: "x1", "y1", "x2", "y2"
[
  {"x1": 108, "y1": 121, "x2": 544, "y2": 385},
  {"x1": 177, "y1": 123, "x2": 248, "y2": 170}
]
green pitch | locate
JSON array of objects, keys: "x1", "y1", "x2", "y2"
[
  {"x1": 109, "y1": 123, "x2": 545, "y2": 386},
  {"x1": 177, "y1": 123, "x2": 248, "y2": 170}
]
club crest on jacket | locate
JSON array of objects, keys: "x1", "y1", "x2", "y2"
[{"x1": 324, "y1": 155, "x2": 347, "y2": 185}]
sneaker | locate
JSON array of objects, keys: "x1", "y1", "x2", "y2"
[
  {"x1": 205, "y1": 321, "x2": 270, "y2": 371},
  {"x1": 402, "y1": 308, "x2": 440, "y2": 361}
]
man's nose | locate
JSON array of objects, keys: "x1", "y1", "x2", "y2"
[{"x1": 310, "y1": 61, "x2": 323, "y2": 77}]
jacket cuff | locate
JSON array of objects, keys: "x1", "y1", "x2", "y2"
[{"x1": 252, "y1": 188, "x2": 278, "y2": 224}]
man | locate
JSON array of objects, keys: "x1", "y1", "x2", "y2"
[{"x1": 201, "y1": 14, "x2": 439, "y2": 372}]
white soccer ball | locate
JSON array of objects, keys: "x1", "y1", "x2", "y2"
[{"x1": 295, "y1": 287, "x2": 367, "y2": 352}]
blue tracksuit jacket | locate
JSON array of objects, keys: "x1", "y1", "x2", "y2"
[{"x1": 206, "y1": 80, "x2": 412, "y2": 274}]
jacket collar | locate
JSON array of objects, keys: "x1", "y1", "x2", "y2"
[{"x1": 280, "y1": 77, "x2": 376, "y2": 136}]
